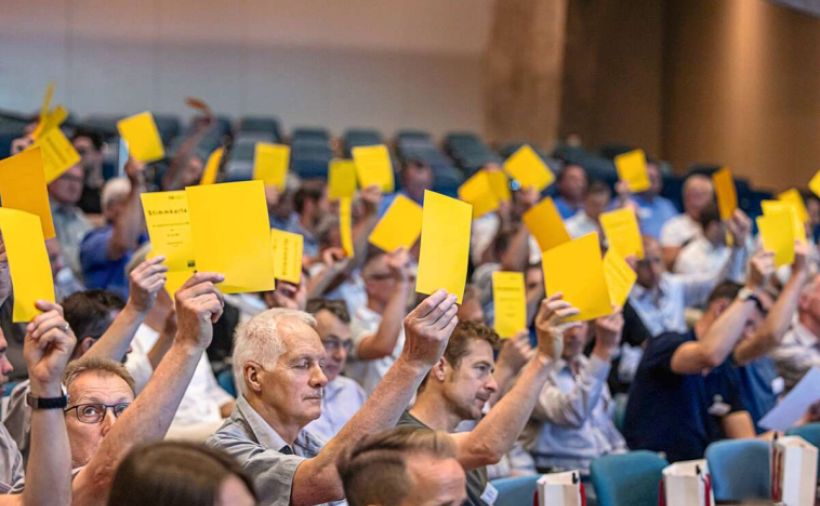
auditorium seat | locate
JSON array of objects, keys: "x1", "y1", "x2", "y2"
[
  {"x1": 239, "y1": 116, "x2": 282, "y2": 142},
  {"x1": 342, "y1": 128, "x2": 383, "y2": 156},
  {"x1": 152, "y1": 114, "x2": 181, "y2": 146},
  {"x1": 705, "y1": 439, "x2": 771, "y2": 502},
  {"x1": 490, "y1": 475, "x2": 539, "y2": 506},
  {"x1": 590, "y1": 450, "x2": 667, "y2": 506},
  {"x1": 444, "y1": 131, "x2": 502, "y2": 173}
]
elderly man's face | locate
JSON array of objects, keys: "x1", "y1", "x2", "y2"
[
  {"x1": 314, "y1": 309, "x2": 352, "y2": 383},
  {"x1": 399, "y1": 454, "x2": 467, "y2": 506},
  {"x1": 442, "y1": 339, "x2": 497, "y2": 422},
  {"x1": 65, "y1": 371, "x2": 134, "y2": 468},
  {"x1": 259, "y1": 318, "x2": 328, "y2": 428}
]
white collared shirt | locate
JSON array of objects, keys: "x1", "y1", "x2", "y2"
[
  {"x1": 660, "y1": 213, "x2": 700, "y2": 247},
  {"x1": 346, "y1": 306, "x2": 405, "y2": 395},
  {"x1": 771, "y1": 318, "x2": 820, "y2": 392}
]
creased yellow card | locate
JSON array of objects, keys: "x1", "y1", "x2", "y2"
[
  {"x1": 352, "y1": 145, "x2": 394, "y2": 193},
  {"x1": 0, "y1": 208, "x2": 54, "y2": 322},
  {"x1": 541, "y1": 233, "x2": 612, "y2": 322},
  {"x1": 600, "y1": 207, "x2": 644, "y2": 259},
  {"x1": 368, "y1": 194, "x2": 423, "y2": 252},
  {"x1": 327, "y1": 159, "x2": 357, "y2": 200},
  {"x1": 809, "y1": 170, "x2": 820, "y2": 200},
  {"x1": 416, "y1": 190, "x2": 472, "y2": 303},
  {"x1": 492, "y1": 271, "x2": 526, "y2": 338},
  {"x1": 486, "y1": 169, "x2": 511, "y2": 202},
  {"x1": 31, "y1": 83, "x2": 55, "y2": 139},
  {"x1": 34, "y1": 126, "x2": 81, "y2": 183},
  {"x1": 186, "y1": 180, "x2": 274, "y2": 293},
  {"x1": 757, "y1": 214, "x2": 795, "y2": 267},
  {"x1": 762, "y1": 200, "x2": 806, "y2": 245},
  {"x1": 270, "y1": 229, "x2": 303, "y2": 284},
  {"x1": 778, "y1": 189, "x2": 809, "y2": 224},
  {"x1": 712, "y1": 167, "x2": 737, "y2": 221},
  {"x1": 254, "y1": 143, "x2": 289, "y2": 190},
  {"x1": 33, "y1": 105, "x2": 68, "y2": 140},
  {"x1": 0, "y1": 148, "x2": 55, "y2": 239},
  {"x1": 458, "y1": 171, "x2": 499, "y2": 219},
  {"x1": 503, "y1": 145, "x2": 554, "y2": 192},
  {"x1": 603, "y1": 249, "x2": 637, "y2": 309},
  {"x1": 199, "y1": 147, "x2": 224, "y2": 185},
  {"x1": 340, "y1": 197, "x2": 354, "y2": 257},
  {"x1": 117, "y1": 112, "x2": 165, "y2": 163},
  {"x1": 615, "y1": 149, "x2": 651, "y2": 193},
  {"x1": 522, "y1": 197, "x2": 571, "y2": 253},
  {"x1": 141, "y1": 191, "x2": 194, "y2": 272}
]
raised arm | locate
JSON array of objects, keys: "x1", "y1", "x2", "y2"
[
  {"x1": 355, "y1": 249, "x2": 412, "y2": 360},
  {"x1": 108, "y1": 157, "x2": 146, "y2": 260},
  {"x1": 83, "y1": 257, "x2": 167, "y2": 362},
  {"x1": 671, "y1": 251, "x2": 774, "y2": 374},
  {"x1": 291, "y1": 290, "x2": 459, "y2": 506},
  {"x1": 72, "y1": 273, "x2": 224, "y2": 505},
  {"x1": 734, "y1": 242, "x2": 810, "y2": 365},
  {"x1": 21, "y1": 302, "x2": 77, "y2": 506},
  {"x1": 452, "y1": 294, "x2": 573, "y2": 470}
]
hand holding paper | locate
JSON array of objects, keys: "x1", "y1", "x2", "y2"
[{"x1": 615, "y1": 149, "x2": 651, "y2": 193}]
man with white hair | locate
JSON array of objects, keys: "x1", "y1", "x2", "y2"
[
  {"x1": 79, "y1": 157, "x2": 147, "y2": 298},
  {"x1": 772, "y1": 272, "x2": 820, "y2": 392},
  {"x1": 659, "y1": 174, "x2": 715, "y2": 269},
  {"x1": 207, "y1": 290, "x2": 460, "y2": 506}
]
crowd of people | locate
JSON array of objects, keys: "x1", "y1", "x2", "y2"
[{"x1": 0, "y1": 112, "x2": 818, "y2": 506}]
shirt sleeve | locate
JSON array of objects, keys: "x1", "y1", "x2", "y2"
[
  {"x1": 642, "y1": 332, "x2": 690, "y2": 375},
  {"x1": 532, "y1": 356, "x2": 611, "y2": 428},
  {"x1": 659, "y1": 218, "x2": 684, "y2": 247},
  {"x1": 80, "y1": 227, "x2": 114, "y2": 271}
]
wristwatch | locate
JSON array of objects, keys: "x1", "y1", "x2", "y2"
[
  {"x1": 737, "y1": 287, "x2": 762, "y2": 307},
  {"x1": 26, "y1": 393, "x2": 68, "y2": 410}
]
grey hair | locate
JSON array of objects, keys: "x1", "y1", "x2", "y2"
[
  {"x1": 232, "y1": 308, "x2": 317, "y2": 396},
  {"x1": 101, "y1": 177, "x2": 131, "y2": 212}
]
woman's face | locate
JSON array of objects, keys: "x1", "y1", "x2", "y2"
[{"x1": 216, "y1": 475, "x2": 255, "y2": 506}]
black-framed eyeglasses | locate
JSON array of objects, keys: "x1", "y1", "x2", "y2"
[
  {"x1": 322, "y1": 337, "x2": 353, "y2": 354},
  {"x1": 64, "y1": 402, "x2": 130, "y2": 424}
]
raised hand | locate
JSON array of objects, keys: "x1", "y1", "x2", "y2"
[
  {"x1": 127, "y1": 257, "x2": 168, "y2": 313},
  {"x1": 746, "y1": 250, "x2": 775, "y2": 290},
  {"x1": 124, "y1": 156, "x2": 147, "y2": 183},
  {"x1": 386, "y1": 247, "x2": 410, "y2": 281},
  {"x1": 533, "y1": 293, "x2": 580, "y2": 361},
  {"x1": 727, "y1": 209, "x2": 752, "y2": 245},
  {"x1": 173, "y1": 272, "x2": 225, "y2": 350},
  {"x1": 496, "y1": 331, "x2": 535, "y2": 373},
  {"x1": 592, "y1": 311, "x2": 624, "y2": 360},
  {"x1": 360, "y1": 185, "x2": 383, "y2": 215},
  {"x1": 792, "y1": 240, "x2": 810, "y2": 275},
  {"x1": 401, "y1": 290, "x2": 459, "y2": 367},
  {"x1": 24, "y1": 301, "x2": 77, "y2": 396}
]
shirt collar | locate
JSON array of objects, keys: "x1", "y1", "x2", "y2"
[
  {"x1": 792, "y1": 318, "x2": 819, "y2": 347},
  {"x1": 235, "y1": 395, "x2": 290, "y2": 451}
]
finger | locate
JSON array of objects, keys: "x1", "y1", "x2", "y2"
[
  {"x1": 180, "y1": 272, "x2": 225, "y2": 291},
  {"x1": 426, "y1": 295, "x2": 457, "y2": 325},
  {"x1": 180, "y1": 281, "x2": 220, "y2": 300},
  {"x1": 433, "y1": 304, "x2": 458, "y2": 331},
  {"x1": 409, "y1": 290, "x2": 448, "y2": 319},
  {"x1": 34, "y1": 300, "x2": 63, "y2": 315},
  {"x1": 30, "y1": 309, "x2": 60, "y2": 330},
  {"x1": 30, "y1": 314, "x2": 67, "y2": 338},
  {"x1": 138, "y1": 263, "x2": 169, "y2": 278}
]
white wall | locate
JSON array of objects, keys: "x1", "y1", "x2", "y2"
[{"x1": 0, "y1": 0, "x2": 492, "y2": 137}]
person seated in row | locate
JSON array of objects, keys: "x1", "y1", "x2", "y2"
[
  {"x1": 398, "y1": 296, "x2": 578, "y2": 506},
  {"x1": 773, "y1": 272, "x2": 820, "y2": 392},
  {"x1": 659, "y1": 173, "x2": 714, "y2": 269},
  {"x1": 207, "y1": 290, "x2": 459, "y2": 505},
  {"x1": 337, "y1": 427, "x2": 466, "y2": 506},
  {"x1": 674, "y1": 203, "x2": 751, "y2": 281}
]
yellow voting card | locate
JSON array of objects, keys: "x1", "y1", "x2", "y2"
[
  {"x1": 340, "y1": 197, "x2": 354, "y2": 258},
  {"x1": 141, "y1": 191, "x2": 195, "y2": 272},
  {"x1": 541, "y1": 233, "x2": 612, "y2": 322},
  {"x1": 254, "y1": 143, "x2": 289, "y2": 190},
  {"x1": 199, "y1": 147, "x2": 224, "y2": 185},
  {"x1": 778, "y1": 189, "x2": 809, "y2": 224},
  {"x1": 712, "y1": 167, "x2": 737, "y2": 221},
  {"x1": 33, "y1": 105, "x2": 68, "y2": 141},
  {"x1": 486, "y1": 169, "x2": 511, "y2": 202},
  {"x1": 757, "y1": 214, "x2": 795, "y2": 267},
  {"x1": 117, "y1": 112, "x2": 165, "y2": 163},
  {"x1": 352, "y1": 145, "x2": 394, "y2": 193},
  {"x1": 600, "y1": 207, "x2": 644, "y2": 259},
  {"x1": 33, "y1": 126, "x2": 81, "y2": 183},
  {"x1": 458, "y1": 171, "x2": 499, "y2": 219},
  {"x1": 368, "y1": 194, "x2": 423, "y2": 252},
  {"x1": 492, "y1": 271, "x2": 526, "y2": 338},
  {"x1": 186, "y1": 180, "x2": 274, "y2": 294},
  {"x1": 503, "y1": 145, "x2": 554, "y2": 192},
  {"x1": 270, "y1": 229, "x2": 303, "y2": 284},
  {"x1": 762, "y1": 200, "x2": 806, "y2": 245},
  {"x1": 603, "y1": 249, "x2": 637, "y2": 309},
  {"x1": 809, "y1": 170, "x2": 820, "y2": 200},
  {"x1": 163, "y1": 269, "x2": 193, "y2": 301},
  {"x1": 0, "y1": 148, "x2": 55, "y2": 239},
  {"x1": 0, "y1": 209, "x2": 54, "y2": 322},
  {"x1": 615, "y1": 149, "x2": 651, "y2": 193},
  {"x1": 522, "y1": 197, "x2": 571, "y2": 253},
  {"x1": 416, "y1": 191, "x2": 472, "y2": 303},
  {"x1": 327, "y1": 159, "x2": 357, "y2": 200},
  {"x1": 31, "y1": 83, "x2": 55, "y2": 139}
]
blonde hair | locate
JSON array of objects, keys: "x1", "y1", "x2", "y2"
[{"x1": 64, "y1": 356, "x2": 136, "y2": 394}]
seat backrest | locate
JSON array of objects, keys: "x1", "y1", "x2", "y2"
[
  {"x1": 785, "y1": 423, "x2": 820, "y2": 480},
  {"x1": 490, "y1": 475, "x2": 540, "y2": 506},
  {"x1": 705, "y1": 439, "x2": 771, "y2": 502},
  {"x1": 590, "y1": 451, "x2": 668, "y2": 506}
]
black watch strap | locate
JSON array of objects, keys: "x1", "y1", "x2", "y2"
[{"x1": 26, "y1": 393, "x2": 68, "y2": 410}]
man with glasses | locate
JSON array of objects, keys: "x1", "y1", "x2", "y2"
[
  {"x1": 305, "y1": 299, "x2": 366, "y2": 443},
  {"x1": 48, "y1": 163, "x2": 92, "y2": 278},
  {"x1": 347, "y1": 248, "x2": 413, "y2": 394}
]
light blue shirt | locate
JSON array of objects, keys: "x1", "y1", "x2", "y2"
[
  {"x1": 632, "y1": 194, "x2": 679, "y2": 239},
  {"x1": 628, "y1": 272, "x2": 718, "y2": 337},
  {"x1": 524, "y1": 355, "x2": 625, "y2": 474},
  {"x1": 304, "y1": 376, "x2": 366, "y2": 443}
]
